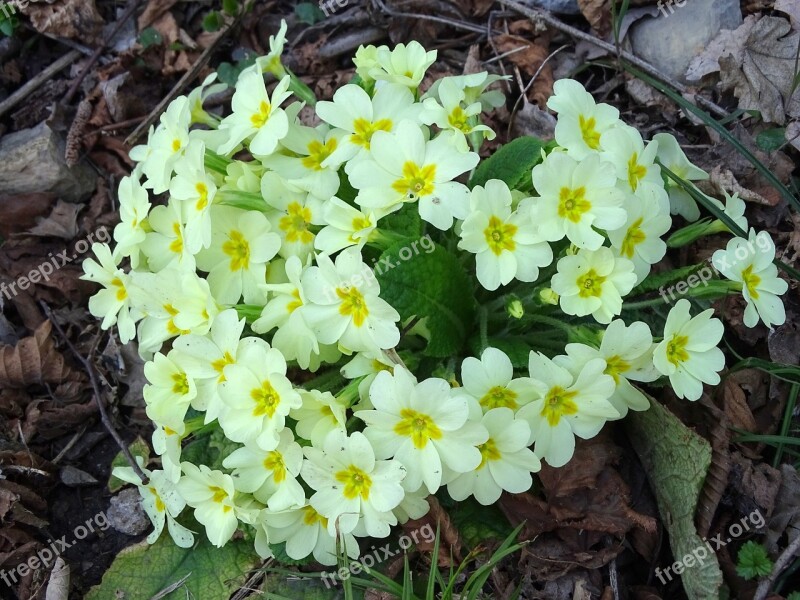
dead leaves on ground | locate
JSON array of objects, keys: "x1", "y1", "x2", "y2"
[
  {"x1": 500, "y1": 435, "x2": 657, "y2": 581},
  {"x1": 20, "y1": 0, "x2": 105, "y2": 44}
]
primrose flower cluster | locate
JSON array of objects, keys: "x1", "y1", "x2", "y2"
[{"x1": 87, "y1": 24, "x2": 788, "y2": 562}]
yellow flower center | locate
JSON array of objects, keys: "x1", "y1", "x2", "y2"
[
  {"x1": 302, "y1": 138, "x2": 339, "y2": 171},
  {"x1": 302, "y1": 505, "x2": 328, "y2": 528},
  {"x1": 251, "y1": 100, "x2": 271, "y2": 128},
  {"x1": 211, "y1": 351, "x2": 235, "y2": 382},
  {"x1": 448, "y1": 106, "x2": 471, "y2": 133},
  {"x1": 263, "y1": 451, "x2": 286, "y2": 483},
  {"x1": 741, "y1": 265, "x2": 761, "y2": 299},
  {"x1": 393, "y1": 408, "x2": 442, "y2": 449},
  {"x1": 577, "y1": 268, "x2": 606, "y2": 298},
  {"x1": 477, "y1": 438, "x2": 502, "y2": 469},
  {"x1": 558, "y1": 186, "x2": 592, "y2": 223},
  {"x1": 479, "y1": 385, "x2": 518, "y2": 410},
  {"x1": 209, "y1": 485, "x2": 232, "y2": 512},
  {"x1": 335, "y1": 464, "x2": 372, "y2": 500},
  {"x1": 483, "y1": 216, "x2": 518, "y2": 256},
  {"x1": 579, "y1": 115, "x2": 601, "y2": 149},
  {"x1": 195, "y1": 183, "x2": 209, "y2": 211},
  {"x1": 222, "y1": 230, "x2": 251, "y2": 271},
  {"x1": 336, "y1": 286, "x2": 369, "y2": 327},
  {"x1": 251, "y1": 380, "x2": 281, "y2": 418},
  {"x1": 168, "y1": 221, "x2": 184, "y2": 254},
  {"x1": 666, "y1": 334, "x2": 690, "y2": 367},
  {"x1": 286, "y1": 288, "x2": 302, "y2": 313},
  {"x1": 171, "y1": 138, "x2": 182, "y2": 153},
  {"x1": 540, "y1": 386, "x2": 579, "y2": 426},
  {"x1": 352, "y1": 117, "x2": 392, "y2": 149},
  {"x1": 279, "y1": 202, "x2": 314, "y2": 244},
  {"x1": 371, "y1": 359, "x2": 392, "y2": 373},
  {"x1": 171, "y1": 372, "x2": 189, "y2": 395},
  {"x1": 620, "y1": 218, "x2": 646, "y2": 258},
  {"x1": 627, "y1": 153, "x2": 648, "y2": 191},
  {"x1": 111, "y1": 276, "x2": 127, "y2": 301},
  {"x1": 604, "y1": 355, "x2": 630, "y2": 385},
  {"x1": 392, "y1": 162, "x2": 436, "y2": 198},
  {"x1": 148, "y1": 486, "x2": 166, "y2": 512}
]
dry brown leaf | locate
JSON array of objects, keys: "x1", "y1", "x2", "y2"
[
  {"x1": 402, "y1": 495, "x2": 461, "y2": 566},
  {"x1": 0, "y1": 320, "x2": 78, "y2": 388},
  {"x1": 577, "y1": 0, "x2": 611, "y2": 36},
  {"x1": 137, "y1": 0, "x2": 179, "y2": 29},
  {"x1": 0, "y1": 193, "x2": 56, "y2": 239},
  {"x1": 719, "y1": 16, "x2": 800, "y2": 124},
  {"x1": 29, "y1": 199, "x2": 82, "y2": 240},
  {"x1": 494, "y1": 33, "x2": 554, "y2": 106},
  {"x1": 685, "y1": 16, "x2": 757, "y2": 81},
  {"x1": 21, "y1": 0, "x2": 104, "y2": 43}
]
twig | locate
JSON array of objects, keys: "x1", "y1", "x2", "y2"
[
  {"x1": 753, "y1": 533, "x2": 800, "y2": 600},
  {"x1": 371, "y1": 0, "x2": 494, "y2": 35},
  {"x1": 40, "y1": 302, "x2": 148, "y2": 484},
  {"x1": 62, "y1": 0, "x2": 144, "y2": 106},
  {"x1": 0, "y1": 50, "x2": 82, "y2": 118},
  {"x1": 125, "y1": 1, "x2": 254, "y2": 146},
  {"x1": 502, "y1": 0, "x2": 730, "y2": 119}
]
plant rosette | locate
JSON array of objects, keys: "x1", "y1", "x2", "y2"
[{"x1": 85, "y1": 22, "x2": 789, "y2": 564}]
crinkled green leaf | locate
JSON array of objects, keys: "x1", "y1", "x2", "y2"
[
  {"x1": 376, "y1": 241, "x2": 475, "y2": 358},
  {"x1": 439, "y1": 494, "x2": 513, "y2": 549},
  {"x1": 85, "y1": 534, "x2": 259, "y2": 600},
  {"x1": 626, "y1": 395, "x2": 723, "y2": 600},
  {"x1": 468, "y1": 136, "x2": 546, "y2": 190}
]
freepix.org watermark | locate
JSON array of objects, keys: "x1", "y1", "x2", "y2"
[
  {"x1": 658, "y1": 232, "x2": 773, "y2": 304},
  {"x1": 321, "y1": 523, "x2": 435, "y2": 588},
  {"x1": 655, "y1": 509, "x2": 765, "y2": 584},
  {"x1": 0, "y1": 511, "x2": 110, "y2": 586},
  {"x1": 0, "y1": 225, "x2": 110, "y2": 301},
  {"x1": 0, "y1": 0, "x2": 30, "y2": 19}
]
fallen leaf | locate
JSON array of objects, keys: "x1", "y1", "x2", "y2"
[
  {"x1": 29, "y1": 199, "x2": 82, "y2": 239},
  {"x1": 626, "y1": 395, "x2": 724, "y2": 600},
  {"x1": 494, "y1": 32, "x2": 554, "y2": 106},
  {"x1": 0, "y1": 193, "x2": 56, "y2": 239},
  {"x1": 403, "y1": 496, "x2": 461, "y2": 566},
  {"x1": 766, "y1": 464, "x2": 800, "y2": 554},
  {"x1": 0, "y1": 320, "x2": 80, "y2": 388},
  {"x1": 45, "y1": 557, "x2": 70, "y2": 600},
  {"x1": 776, "y1": 0, "x2": 800, "y2": 30},
  {"x1": 685, "y1": 16, "x2": 757, "y2": 81},
  {"x1": 577, "y1": 0, "x2": 611, "y2": 36},
  {"x1": 137, "y1": 0, "x2": 179, "y2": 29},
  {"x1": 718, "y1": 16, "x2": 800, "y2": 124},
  {"x1": 20, "y1": 0, "x2": 104, "y2": 43}
]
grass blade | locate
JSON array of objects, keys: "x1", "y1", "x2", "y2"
[{"x1": 621, "y1": 62, "x2": 800, "y2": 212}]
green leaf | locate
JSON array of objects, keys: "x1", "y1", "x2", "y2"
[
  {"x1": 222, "y1": 0, "x2": 239, "y2": 16},
  {"x1": 469, "y1": 136, "x2": 546, "y2": 190},
  {"x1": 108, "y1": 437, "x2": 150, "y2": 492},
  {"x1": 202, "y1": 10, "x2": 223, "y2": 32},
  {"x1": 375, "y1": 205, "x2": 423, "y2": 240},
  {"x1": 216, "y1": 57, "x2": 256, "y2": 88},
  {"x1": 138, "y1": 26, "x2": 163, "y2": 49},
  {"x1": 85, "y1": 534, "x2": 259, "y2": 600},
  {"x1": 440, "y1": 494, "x2": 513, "y2": 549},
  {"x1": 756, "y1": 127, "x2": 787, "y2": 153},
  {"x1": 735, "y1": 541, "x2": 773, "y2": 580},
  {"x1": 295, "y1": 2, "x2": 326, "y2": 24},
  {"x1": 376, "y1": 241, "x2": 475, "y2": 358},
  {"x1": 626, "y1": 395, "x2": 723, "y2": 600}
]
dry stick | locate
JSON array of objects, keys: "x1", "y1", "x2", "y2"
[
  {"x1": 370, "y1": 0, "x2": 492, "y2": 35},
  {"x1": 124, "y1": 3, "x2": 252, "y2": 146},
  {"x1": 0, "y1": 50, "x2": 82, "y2": 118},
  {"x1": 40, "y1": 302, "x2": 148, "y2": 484},
  {"x1": 502, "y1": 0, "x2": 730, "y2": 119},
  {"x1": 62, "y1": 0, "x2": 144, "y2": 106},
  {"x1": 753, "y1": 533, "x2": 800, "y2": 600}
]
